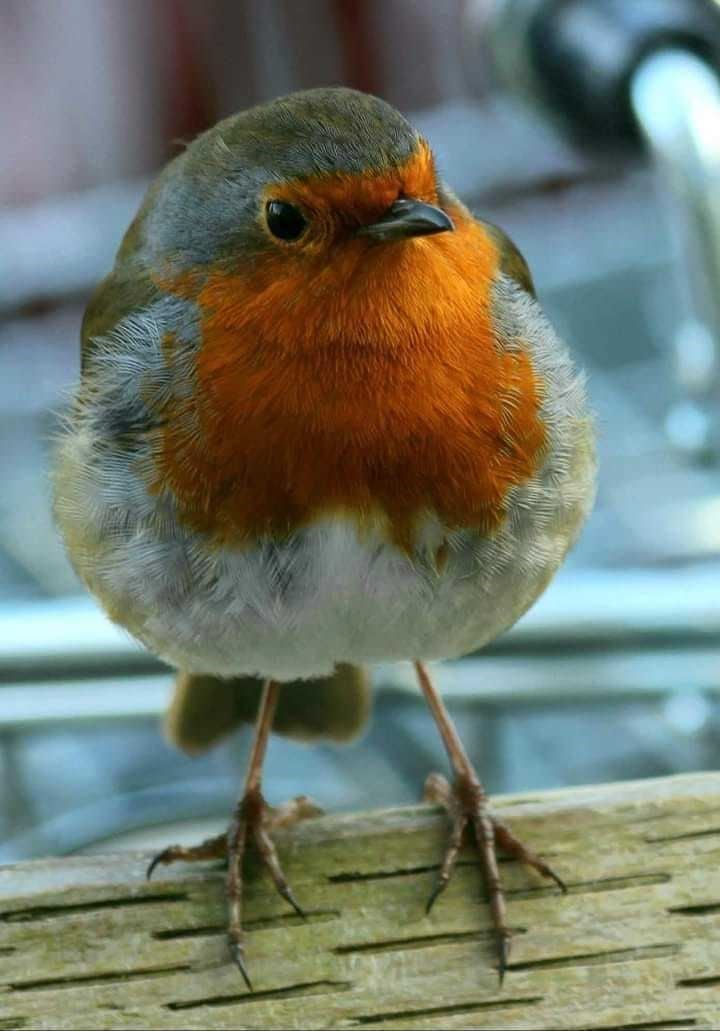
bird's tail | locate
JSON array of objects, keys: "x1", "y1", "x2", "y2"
[{"x1": 165, "y1": 663, "x2": 371, "y2": 755}]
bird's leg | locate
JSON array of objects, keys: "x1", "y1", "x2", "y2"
[
  {"x1": 414, "y1": 661, "x2": 565, "y2": 982},
  {"x1": 147, "y1": 679, "x2": 322, "y2": 989}
]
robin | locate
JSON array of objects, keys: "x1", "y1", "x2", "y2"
[{"x1": 53, "y1": 87, "x2": 596, "y2": 986}]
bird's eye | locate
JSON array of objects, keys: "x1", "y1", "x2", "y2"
[{"x1": 265, "y1": 200, "x2": 307, "y2": 241}]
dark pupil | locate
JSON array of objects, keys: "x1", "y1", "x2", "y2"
[{"x1": 266, "y1": 200, "x2": 306, "y2": 241}]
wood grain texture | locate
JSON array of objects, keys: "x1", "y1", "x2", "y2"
[{"x1": 1, "y1": 773, "x2": 719, "y2": 1030}]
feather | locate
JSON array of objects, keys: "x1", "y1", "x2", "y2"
[{"x1": 165, "y1": 663, "x2": 371, "y2": 754}]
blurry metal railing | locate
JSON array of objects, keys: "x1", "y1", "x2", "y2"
[
  {"x1": 2, "y1": 565, "x2": 719, "y2": 721},
  {"x1": 1, "y1": 564, "x2": 719, "y2": 862}
]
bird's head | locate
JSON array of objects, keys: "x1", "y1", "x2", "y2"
[
  {"x1": 117, "y1": 87, "x2": 510, "y2": 371},
  {"x1": 142, "y1": 87, "x2": 454, "y2": 272}
]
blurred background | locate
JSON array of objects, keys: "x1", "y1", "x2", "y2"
[{"x1": 1, "y1": 0, "x2": 720, "y2": 862}]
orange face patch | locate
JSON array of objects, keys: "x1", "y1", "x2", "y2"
[{"x1": 152, "y1": 155, "x2": 546, "y2": 552}]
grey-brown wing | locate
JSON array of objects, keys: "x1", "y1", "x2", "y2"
[{"x1": 480, "y1": 219, "x2": 536, "y2": 298}]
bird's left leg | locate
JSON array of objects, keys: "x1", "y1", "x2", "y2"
[
  {"x1": 147, "y1": 679, "x2": 321, "y2": 988},
  {"x1": 414, "y1": 661, "x2": 565, "y2": 981}
]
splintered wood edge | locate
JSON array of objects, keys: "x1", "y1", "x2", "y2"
[{"x1": 2, "y1": 771, "x2": 718, "y2": 896}]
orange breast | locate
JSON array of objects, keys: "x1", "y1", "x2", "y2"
[{"x1": 152, "y1": 206, "x2": 546, "y2": 552}]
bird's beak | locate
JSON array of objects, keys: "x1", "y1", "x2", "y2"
[{"x1": 358, "y1": 198, "x2": 454, "y2": 241}]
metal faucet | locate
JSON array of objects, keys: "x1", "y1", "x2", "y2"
[
  {"x1": 485, "y1": 0, "x2": 720, "y2": 462},
  {"x1": 630, "y1": 48, "x2": 720, "y2": 459}
]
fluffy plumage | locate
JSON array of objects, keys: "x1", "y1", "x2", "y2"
[{"x1": 53, "y1": 86, "x2": 595, "y2": 732}]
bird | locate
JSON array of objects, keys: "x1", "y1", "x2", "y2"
[{"x1": 53, "y1": 86, "x2": 596, "y2": 987}]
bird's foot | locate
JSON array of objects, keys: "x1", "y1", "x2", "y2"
[
  {"x1": 423, "y1": 771, "x2": 565, "y2": 983},
  {"x1": 147, "y1": 792, "x2": 323, "y2": 988}
]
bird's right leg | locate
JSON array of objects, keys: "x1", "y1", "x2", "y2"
[{"x1": 147, "y1": 679, "x2": 321, "y2": 988}]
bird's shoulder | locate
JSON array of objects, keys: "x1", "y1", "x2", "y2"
[
  {"x1": 478, "y1": 219, "x2": 536, "y2": 298},
  {"x1": 81, "y1": 264, "x2": 163, "y2": 376}
]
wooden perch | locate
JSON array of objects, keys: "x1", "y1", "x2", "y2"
[{"x1": 1, "y1": 773, "x2": 719, "y2": 1030}]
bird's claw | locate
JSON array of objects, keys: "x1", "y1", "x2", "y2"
[
  {"x1": 425, "y1": 770, "x2": 564, "y2": 985},
  {"x1": 230, "y1": 939, "x2": 253, "y2": 991}
]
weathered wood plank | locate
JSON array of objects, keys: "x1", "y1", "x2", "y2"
[{"x1": 1, "y1": 773, "x2": 719, "y2": 1030}]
